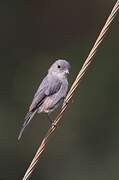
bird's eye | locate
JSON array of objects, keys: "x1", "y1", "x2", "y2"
[{"x1": 58, "y1": 65, "x2": 61, "y2": 68}]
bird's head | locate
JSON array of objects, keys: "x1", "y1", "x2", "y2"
[{"x1": 48, "y1": 59, "x2": 70, "y2": 79}]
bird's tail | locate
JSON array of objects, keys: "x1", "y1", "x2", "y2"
[{"x1": 18, "y1": 110, "x2": 37, "y2": 140}]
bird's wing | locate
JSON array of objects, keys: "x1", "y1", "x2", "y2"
[
  {"x1": 29, "y1": 76, "x2": 49, "y2": 112},
  {"x1": 29, "y1": 75, "x2": 62, "y2": 112}
]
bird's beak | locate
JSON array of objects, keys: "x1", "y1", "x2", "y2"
[{"x1": 65, "y1": 69, "x2": 69, "y2": 75}]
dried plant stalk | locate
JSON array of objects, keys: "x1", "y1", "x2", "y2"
[{"x1": 22, "y1": 1, "x2": 119, "y2": 179}]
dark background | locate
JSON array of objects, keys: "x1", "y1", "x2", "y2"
[{"x1": 0, "y1": 0, "x2": 119, "y2": 179}]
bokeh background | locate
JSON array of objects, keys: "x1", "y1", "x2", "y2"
[{"x1": 0, "y1": 0, "x2": 119, "y2": 179}]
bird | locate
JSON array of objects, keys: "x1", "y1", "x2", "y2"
[{"x1": 18, "y1": 59, "x2": 70, "y2": 140}]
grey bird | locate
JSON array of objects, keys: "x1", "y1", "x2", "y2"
[{"x1": 18, "y1": 59, "x2": 70, "y2": 140}]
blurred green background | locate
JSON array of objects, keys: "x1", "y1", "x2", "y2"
[{"x1": 0, "y1": 0, "x2": 119, "y2": 179}]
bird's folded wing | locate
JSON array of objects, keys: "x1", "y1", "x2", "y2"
[{"x1": 29, "y1": 75, "x2": 61, "y2": 112}]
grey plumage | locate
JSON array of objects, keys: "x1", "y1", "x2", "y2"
[{"x1": 18, "y1": 59, "x2": 70, "y2": 140}]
